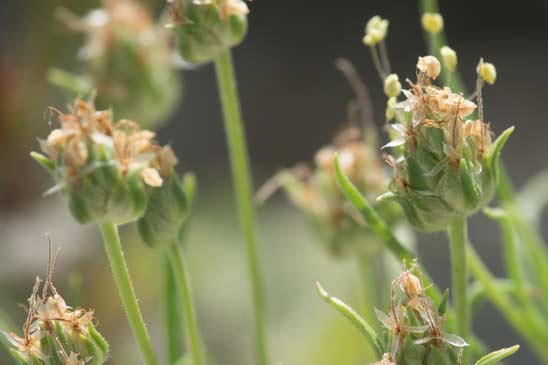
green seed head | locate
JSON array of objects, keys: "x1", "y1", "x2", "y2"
[
  {"x1": 32, "y1": 98, "x2": 176, "y2": 225},
  {"x1": 168, "y1": 0, "x2": 249, "y2": 64},
  {"x1": 4, "y1": 277, "x2": 109, "y2": 365},
  {"x1": 137, "y1": 152, "x2": 193, "y2": 250},
  {"x1": 382, "y1": 56, "x2": 513, "y2": 232},
  {"x1": 374, "y1": 263, "x2": 468, "y2": 364},
  {"x1": 50, "y1": 0, "x2": 180, "y2": 128}
]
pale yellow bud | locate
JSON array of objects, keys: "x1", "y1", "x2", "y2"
[
  {"x1": 363, "y1": 15, "x2": 389, "y2": 46},
  {"x1": 384, "y1": 74, "x2": 402, "y2": 98},
  {"x1": 478, "y1": 61, "x2": 497, "y2": 85},
  {"x1": 421, "y1": 12, "x2": 444, "y2": 34},
  {"x1": 440, "y1": 46, "x2": 457, "y2": 72},
  {"x1": 417, "y1": 55, "x2": 441, "y2": 79}
]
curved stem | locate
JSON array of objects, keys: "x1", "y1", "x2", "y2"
[
  {"x1": 447, "y1": 217, "x2": 469, "y2": 344},
  {"x1": 98, "y1": 222, "x2": 158, "y2": 365},
  {"x1": 214, "y1": 49, "x2": 269, "y2": 365},
  {"x1": 167, "y1": 243, "x2": 205, "y2": 365},
  {"x1": 163, "y1": 254, "x2": 184, "y2": 365}
]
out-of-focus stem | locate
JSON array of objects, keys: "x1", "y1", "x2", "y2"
[
  {"x1": 447, "y1": 217, "x2": 469, "y2": 348},
  {"x1": 214, "y1": 49, "x2": 269, "y2": 365},
  {"x1": 167, "y1": 243, "x2": 205, "y2": 365}
]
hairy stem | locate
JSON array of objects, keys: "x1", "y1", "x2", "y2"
[
  {"x1": 163, "y1": 254, "x2": 184, "y2": 365},
  {"x1": 447, "y1": 217, "x2": 469, "y2": 346},
  {"x1": 214, "y1": 49, "x2": 269, "y2": 365},
  {"x1": 98, "y1": 222, "x2": 158, "y2": 365},
  {"x1": 167, "y1": 243, "x2": 205, "y2": 365}
]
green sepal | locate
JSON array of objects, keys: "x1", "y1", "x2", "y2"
[
  {"x1": 173, "y1": 3, "x2": 248, "y2": 64},
  {"x1": 30, "y1": 152, "x2": 55, "y2": 172},
  {"x1": 474, "y1": 345, "x2": 519, "y2": 365},
  {"x1": 437, "y1": 289, "x2": 449, "y2": 315},
  {"x1": 137, "y1": 174, "x2": 188, "y2": 249}
]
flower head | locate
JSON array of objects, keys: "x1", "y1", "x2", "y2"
[
  {"x1": 50, "y1": 0, "x2": 180, "y2": 128},
  {"x1": 168, "y1": 0, "x2": 249, "y2": 64},
  {"x1": 3, "y1": 250, "x2": 108, "y2": 365},
  {"x1": 382, "y1": 56, "x2": 513, "y2": 232},
  {"x1": 276, "y1": 127, "x2": 398, "y2": 256},
  {"x1": 32, "y1": 98, "x2": 175, "y2": 224}
]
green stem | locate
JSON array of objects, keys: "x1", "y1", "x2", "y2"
[
  {"x1": 98, "y1": 222, "x2": 158, "y2": 365},
  {"x1": 163, "y1": 254, "x2": 184, "y2": 365},
  {"x1": 214, "y1": 49, "x2": 269, "y2": 365},
  {"x1": 467, "y1": 244, "x2": 548, "y2": 360},
  {"x1": 167, "y1": 243, "x2": 205, "y2": 365},
  {"x1": 447, "y1": 217, "x2": 469, "y2": 346}
]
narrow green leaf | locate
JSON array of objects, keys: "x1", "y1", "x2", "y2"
[
  {"x1": 30, "y1": 151, "x2": 55, "y2": 172},
  {"x1": 474, "y1": 345, "x2": 519, "y2": 365},
  {"x1": 315, "y1": 282, "x2": 383, "y2": 358},
  {"x1": 333, "y1": 154, "x2": 413, "y2": 262}
]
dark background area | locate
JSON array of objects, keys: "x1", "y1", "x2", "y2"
[{"x1": 1, "y1": 0, "x2": 548, "y2": 364}]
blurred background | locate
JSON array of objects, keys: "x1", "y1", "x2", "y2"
[{"x1": 1, "y1": 0, "x2": 548, "y2": 364}]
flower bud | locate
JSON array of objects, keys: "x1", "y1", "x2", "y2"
[
  {"x1": 384, "y1": 74, "x2": 402, "y2": 98},
  {"x1": 137, "y1": 151, "x2": 194, "y2": 250},
  {"x1": 477, "y1": 60, "x2": 497, "y2": 85},
  {"x1": 382, "y1": 57, "x2": 513, "y2": 232},
  {"x1": 440, "y1": 46, "x2": 457, "y2": 72},
  {"x1": 421, "y1": 12, "x2": 444, "y2": 34},
  {"x1": 32, "y1": 98, "x2": 174, "y2": 225},
  {"x1": 417, "y1": 55, "x2": 441, "y2": 79},
  {"x1": 4, "y1": 278, "x2": 109, "y2": 365},
  {"x1": 363, "y1": 15, "x2": 389, "y2": 46},
  {"x1": 168, "y1": 0, "x2": 249, "y2": 64},
  {"x1": 50, "y1": 0, "x2": 181, "y2": 128}
]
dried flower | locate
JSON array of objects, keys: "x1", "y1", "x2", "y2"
[
  {"x1": 32, "y1": 98, "x2": 175, "y2": 225},
  {"x1": 381, "y1": 56, "x2": 513, "y2": 232},
  {"x1": 3, "y1": 251, "x2": 109, "y2": 365},
  {"x1": 417, "y1": 56, "x2": 441, "y2": 80},
  {"x1": 421, "y1": 12, "x2": 444, "y2": 34},
  {"x1": 168, "y1": 0, "x2": 249, "y2": 64}
]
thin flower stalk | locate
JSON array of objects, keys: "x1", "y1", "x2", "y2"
[
  {"x1": 446, "y1": 217, "x2": 469, "y2": 353},
  {"x1": 99, "y1": 222, "x2": 158, "y2": 365},
  {"x1": 214, "y1": 48, "x2": 269, "y2": 365}
]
